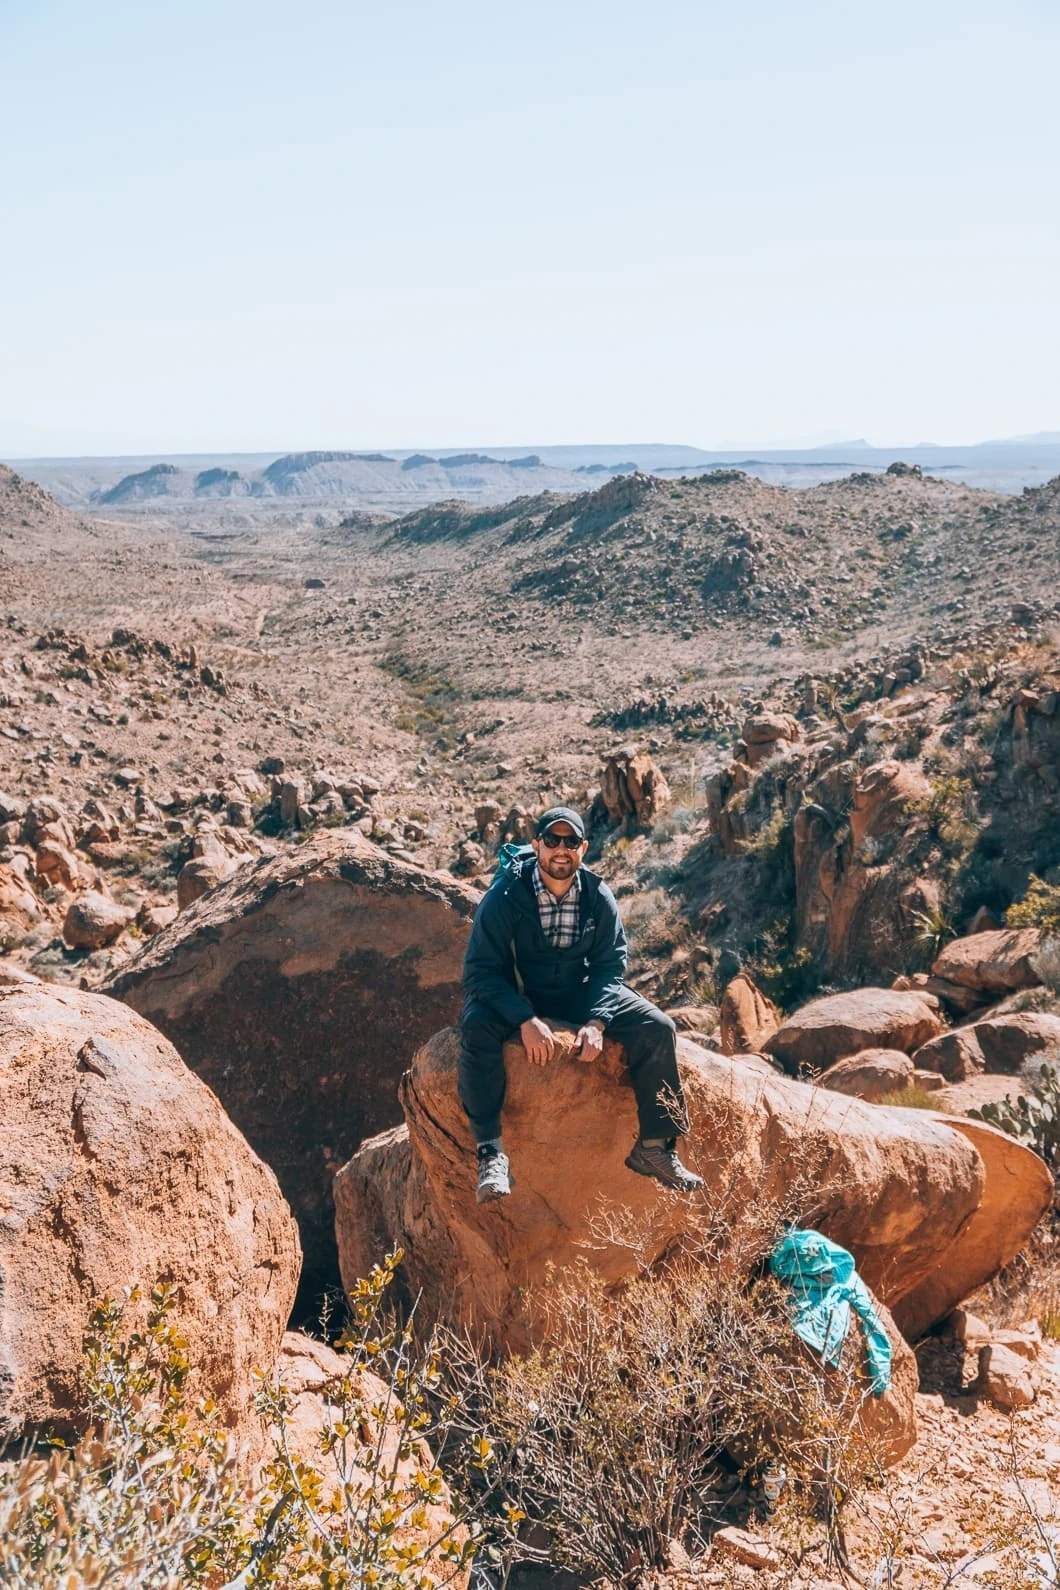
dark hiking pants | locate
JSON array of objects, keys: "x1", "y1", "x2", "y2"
[{"x1": 458, "y1": 986, "x2": 689, "y2": 1146}]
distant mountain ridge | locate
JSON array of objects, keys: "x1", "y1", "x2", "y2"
[{"x1": 10, "y1": 431, "x2": 1060, "y2": 514}]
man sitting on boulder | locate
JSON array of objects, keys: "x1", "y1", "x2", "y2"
[{"x1": 459, "y1": 806, "x2": 703, "y2": 1203}]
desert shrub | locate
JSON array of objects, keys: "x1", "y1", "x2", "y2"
[
  {"x1": 906, "y1": 775, "x2": 978, "y2": 855},
  {"x1": 876, "y1": 1086, "x2": 940, "y2": 1110},
  {"x1": 0, "y1": 1258, "x2": 482, "y2": 1590},
  {"x1": 740, "y1": 802, "x2": 787, "y2": 860},
  {"x1": 441, "y1": 1199, "x2": 894, "y2": 1584},
  {"x1": 1007, "y1": 873, "x2": 1060, "y2": 933}
]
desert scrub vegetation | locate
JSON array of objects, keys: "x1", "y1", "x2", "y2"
[
  {"x1": 0, "y1": 1258, "x2": 482, "y2": 1590},
  {"x1": 438, "y1": 1198, "x2": 904, "y2": 1584}
]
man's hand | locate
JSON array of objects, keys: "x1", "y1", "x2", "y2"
[
  {"x1": 576, "y1": 1021, "x2": 604, "y2": 1064},
  {"x1": 520, "y1": 1016, "x2": 556, "y2": 1068}
]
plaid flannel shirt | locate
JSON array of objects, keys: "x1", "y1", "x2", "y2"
[{"x1": 532, "y1": 861, "x2": 582, "y2": 949}]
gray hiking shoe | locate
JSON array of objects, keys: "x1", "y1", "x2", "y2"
[
  {"x1": 625, "y1": 1138, "x2": 704, "y2": 1194},
  {"x1": 476, "y1": 1146, "x2": 512, "y2": 1204}
]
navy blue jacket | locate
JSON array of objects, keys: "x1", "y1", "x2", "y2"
[{"x1": 462, "y1": 855, "x2": 628, "y2": 1029}]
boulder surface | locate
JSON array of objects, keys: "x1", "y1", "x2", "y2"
[
  {"x1": 105, "y1": 833, "x2": 479, "y2": 1304},
  {"x1": 0, "y1": 981, "x2": 300, "y2": 1443},
  {"x1": 817, "y1": 1048, "x2": 915, "y2": 1102},
  {"x1": 764, "y1": 988, "x2": 944, "y2": 1073},
  {"x1": 334, "y1": 1025, "x2": 1047, "y2": 1346},
  {"x1": 932, "y1": 928, "x2": 1042, "y2": 994}
]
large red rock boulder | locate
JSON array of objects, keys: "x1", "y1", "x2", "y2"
[
  {"x1": 932, "y1": 928, "x2": 1042, "y2": 994},
  {"x1": 763, "y1": 988, "x2": 944, "y2": 1074},
  {"x1": 914, "y1": 1012, "x2": 1060, "y2": 1079},
  {"x1": 718, "y1": 972, "x2": 780, "y2": 1055},
  {"x1": 105, "y1": 833, "x2": 479, "y2": 1305},
  {"x1": 892, "y1": 1115, "x2": 1054, "y2": 1341},
  {"x1": 0, "y1": 981, "x2": 300, "y2": 1444},
  {"x1": 333, "y1": 1025, "x2": 1047, "y2": 1347}
]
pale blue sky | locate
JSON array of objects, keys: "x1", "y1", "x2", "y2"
[{"x1": 2, "y1": 0, "x2": 1058, "y2": 456}]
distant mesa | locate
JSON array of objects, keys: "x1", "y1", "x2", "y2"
[
  {"x1": 507, "y1": 454, "x2": 544, "y2": 468},
  {"x1": 98, "y1": 462, "x2": 179, "y2": 504},
  {"x1": 193, "y1": 467, "x2": 241, "y2": 495},
  {"x1": 262, "y1": 450, "x2": 395, "y2": 487},
  {"x1": 400, "y1": 453, "x2": 437, "y2": 471},
  {"x1": 576, "y1": 461, "x2": 637, "y2": 476},
  {"x1": 440, "y1": 452, "x2": 500, "y2": 468}
]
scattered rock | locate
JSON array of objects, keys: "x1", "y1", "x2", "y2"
[
  {"x1": 913, "y1": 1028, "x2": 985, "y2": 1082},
  {"x1": 711, "y1": 1525, "x2": 781, "y2": 1570},
  {"x1": 719, "y1": 972, "x2": 780, "y2": 1056},
  {"x1": 739, "y1": 709, "x2": 801, "y2": 769},
  {"x1": 138, "y1": 900, "x2": 178, "y2": 937},
  {"x1": 818, "y1": 1048, "x2": 915, "y2": 1102},
  {"x1": 600, "y1": 745, "x2": 670, "y2": 826},
  {"x1": 932, "y1": 928, "x2": 1042, "y2": 993},
  {"x1": 177, "y1": 853, "x2": 238, "y2": 909},
  {"x1": 978, "y1": 1342, "x2": 1036, "y2": 1409},
  {"x1": 62, "y1": 890, "x2": 132, "y2": 950},
  {"x1": 764, "y1": 988, "x2": 944, "y2": 1073}
]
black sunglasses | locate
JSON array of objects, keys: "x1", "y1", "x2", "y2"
[{"x1": 541, "y1": 831, "x2": 583, "y2": 849}]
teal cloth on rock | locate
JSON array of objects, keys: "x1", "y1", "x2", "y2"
[{"x1": 768, "y1": 1228, "x2": 892, "y2": 1398}]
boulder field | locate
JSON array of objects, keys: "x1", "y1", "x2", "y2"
[
  {"x1": 333, "y1": 1026, "x2": 1052, "y2": 1356},
  {"x1": 0, "y1": 979, "x2": 300, "y2": 1444},
  {"x1": 105, "y1": 833, "x2": 480, "y2": 1305}
]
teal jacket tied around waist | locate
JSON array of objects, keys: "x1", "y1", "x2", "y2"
[
  {"x1": 461, "y1": 854, "x2": 628, "y2": 1029},
  {"x1": 769, "y1": 1228, "x2": 892, "y2": 1398}
]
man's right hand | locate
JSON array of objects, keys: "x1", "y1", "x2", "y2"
[{"x1": 520, "y1": 1016, "x2": 555, "y2": 1067}]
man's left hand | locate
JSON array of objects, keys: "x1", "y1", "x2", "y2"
[{"x1": 576, "y1": 1022, "x2": 604, "y2": 1063}]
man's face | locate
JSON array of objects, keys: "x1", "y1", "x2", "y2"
[{"x1": 532, "y1": 822, "x2": 587, "y2": 882}]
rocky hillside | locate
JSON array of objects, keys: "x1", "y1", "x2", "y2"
[{"x1": 385, "y1": 463, "x2": 1060, "y2": 645}]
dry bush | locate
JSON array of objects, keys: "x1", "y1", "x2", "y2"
[
  {"x1": 438, "y1": 1185, "x2": 904, "y2": 1585},
  {"x1": 0, "y1": 1259, "x2": 482, "y2": 1590}
]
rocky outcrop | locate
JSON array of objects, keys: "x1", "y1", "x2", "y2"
[
  {"x1": 0, "y1": 981, "x2": 300, "y2": 1444},
  {"x1": 105, "y1": 833, "x2": 479, "y2": 1304},
  {"x1": 334, "y1": 1024, "x2": 1046, "y2": 1348},
  {"x1": 763, "y1": 988, "x2": 944, "y2": 1074},
  {"x1": 718, "y1": 972, "x2": 780, "y2": 1055},
  {"x1": 932, "y1": 928, "x2": 1042, "y2": 994},
  {"x1": 599, "y1": 746, "x2": 671, "y2": 826},
  {"x1": 792, "y1": 759, "x2": 932, "y2": 981},
  {"x1": 737, "y1": 709, "x2": 801, "y2": 770}
]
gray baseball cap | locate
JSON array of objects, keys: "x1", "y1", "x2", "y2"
[{"x1": 535, "y1": 805, "x2": 586, "y2": 840}]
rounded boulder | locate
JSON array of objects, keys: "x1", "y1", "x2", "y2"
[
  {"x1": 0, "y1": 981, "x2": 300, "y2": 1444},
  {"x1": 105, "y1": 832, "x2": 480, "y2": 1306}
]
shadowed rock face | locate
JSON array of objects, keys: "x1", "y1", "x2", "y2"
[
  {"x1": 105, "y1": 834, "x2": 480, "y2": 1309},
  {"x1": 0, "y1": 980, "x2": 300, "y2": 1443},
  {"x1": 334, "y1": 1026, "x2": 1052, "y2": 1348}
]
